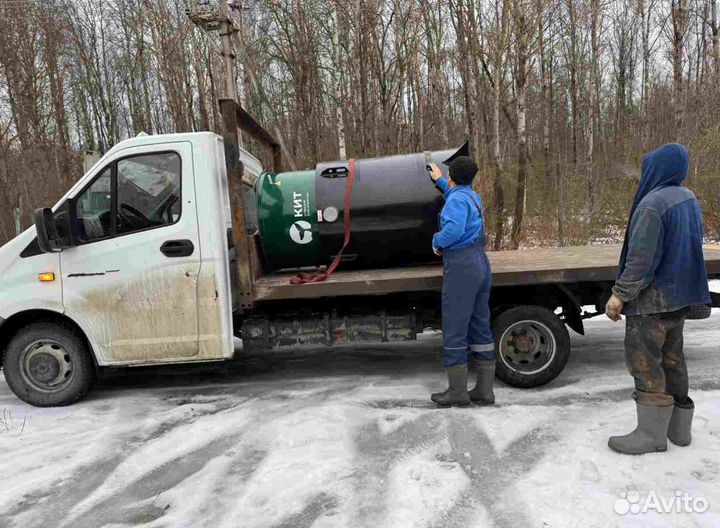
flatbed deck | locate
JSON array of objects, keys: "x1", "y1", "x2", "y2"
[{"x1": 254, "y1": 245, "x2": 720, "y2": 302}]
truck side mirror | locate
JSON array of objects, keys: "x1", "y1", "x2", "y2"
[{"x1": 34, "y1": 208, "x2": 64, "y2": 253}]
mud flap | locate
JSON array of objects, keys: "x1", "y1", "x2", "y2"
[{"x1": 556, "y1": 284, "x2": 584, "y2": 336}]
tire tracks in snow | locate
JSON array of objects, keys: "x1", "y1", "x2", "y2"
[
  {"x1": 434, "y1": 414, "x2": 558, "y2": 528},
  {"x1": 3, "y1": 396, "x2": 247, "y2": 528},
  {"x1": 349, "y1": 412, "x2": 447, "y2": 526}
]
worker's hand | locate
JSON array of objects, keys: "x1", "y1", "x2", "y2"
[
  {"x1": 605, "y1": 294, "x2": 624, "y2": 322},
  {"x1": 428, "y1": 163, "x2": 443, "y2": 183},
  {"x1": 432, "y1": 246, "x2": 442, "y2": 257}
]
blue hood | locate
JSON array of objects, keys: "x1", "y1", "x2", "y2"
[
  {"x1": 631, "y1": 143, "x2": 689, "y2": 216},
  {"x1": 619, "y1": 143, "x2": 690, "y2": 273}
]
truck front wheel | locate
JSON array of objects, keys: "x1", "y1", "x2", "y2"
[
  {"x1": 493, "y1": 305, "x2": 570, "y2": 388},
  {"x1": 3, "y1": 323, "x2": 95, "y2": 407}
]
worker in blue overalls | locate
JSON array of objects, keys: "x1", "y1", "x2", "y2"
[{"x1": 429, "y1": 156, "x2": 495, "y2": 406}]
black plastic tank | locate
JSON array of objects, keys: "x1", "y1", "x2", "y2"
[{"x1": 257, "y1": 143, "x2": 468, "y2": 271}]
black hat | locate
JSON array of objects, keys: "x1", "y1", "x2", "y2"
[{"x1": 448, "y1": 156, "x2": 478, "y2": 185}]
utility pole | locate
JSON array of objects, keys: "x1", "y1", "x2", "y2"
[
  {"x1": 189, "y1": 0, "x2": 296, "y2": 170},
  {"x1": 187, "y1": 0, "x2": 299, "y2": 169},
  {"x1": 218, "y1": 0, "x2": 237, "y2": 102},
  {"x1": 187, "y1": 0, "x2": 243, "y2": 147},
  {"x1": 218, "y1": 1, "x2": 244, "y2": 148}
]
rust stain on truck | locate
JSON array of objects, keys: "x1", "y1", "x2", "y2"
[{"x1": 70, "y1": 269, "x2": 223, "y2": 363}]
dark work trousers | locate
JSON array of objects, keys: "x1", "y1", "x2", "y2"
[
  {"x1": 442, "y1": 239, "x2": 494, "y2": 367},
  {"x1": 624, "y1": 308, "x2": 690, "y2": 406}
]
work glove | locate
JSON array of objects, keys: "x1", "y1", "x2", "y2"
[{"x1": 605, "y1": 293, "x2": 624, "y2": 322}]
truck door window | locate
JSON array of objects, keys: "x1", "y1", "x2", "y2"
[
  {"x1": 76, "y1": 167, "x2": 113, "y2": 242},
  {"x1": 117, "y1": 152, "x2": 181, "y2": 235}
]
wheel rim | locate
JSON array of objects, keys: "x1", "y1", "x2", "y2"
[
  {"x1": 498, "y1": 320, "x2": 556, "y2": 375},
  {"x1": 20, "y1": 340, "x2": 75, "y2": 392}
]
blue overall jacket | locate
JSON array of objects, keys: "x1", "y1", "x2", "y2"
[
  {"x1": 432, "y1": 178, "x2": 484, "y2": 251},
  {"x1": 614, "y1": 143, "x2": 710, "y2": 315}
]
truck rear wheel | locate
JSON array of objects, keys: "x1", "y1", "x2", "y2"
[
  {"x1": 3, "y1": 323, "x2": 95, "y2": 407},
  {"x1": 493, "y1": 305, "x2": 570, "y2": 388}
]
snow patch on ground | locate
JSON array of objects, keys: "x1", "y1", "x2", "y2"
[
  {"x1": 211, "y1": 403, "x2": 357, "y2": 528},
  {"x1": 471, "y1": 404, "x2": 559, "y2": 454},
  {"x1": 65, "y1": 404, "x2": 254, "y2": 525},
  {"x1": 2, "y1": 313, "x2": 720, "y2": 527},
  {"x1": 518, "y1": 395, "x2": 720, "y2": 528},
  {"x1": 385, "y1": 437, "x2": 472, "y2": 527}
]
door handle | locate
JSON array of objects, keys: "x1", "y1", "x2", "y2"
[{"x1": 160, "y1": 239, "x2": 195, "y2": 258}]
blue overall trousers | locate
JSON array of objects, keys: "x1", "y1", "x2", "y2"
[{"x1": 442, "y1": 237, "x2": 494, "y2": 367}]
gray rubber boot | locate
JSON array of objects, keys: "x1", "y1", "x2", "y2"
[
  {"x1": 668, "y1": 397, "x2": 694, "y2": 447},
  {"x1": 431, "y1": 365, "x2": 471, "y2": 406},
  {"x1": 608, "y1": 401, "x2": 673, "y2": 455},
  {"x1": 468, "y1": 359, "x2": 495, "y2": 405}
]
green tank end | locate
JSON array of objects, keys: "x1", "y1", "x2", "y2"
[{"x1": 257, "y1": 170, "x2": 321, "y2": 270}]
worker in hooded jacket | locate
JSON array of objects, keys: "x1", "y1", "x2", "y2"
[
  {"x1": 428, "y1": 157, "x2": 495, "y2": 406},
  {"x1": 605, "y1": 143, "x2": 711, "y2": 455}
]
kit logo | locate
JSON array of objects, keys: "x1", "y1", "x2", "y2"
[{"x1": 289, "y1": 221, "x2": 313, "y2": 245}]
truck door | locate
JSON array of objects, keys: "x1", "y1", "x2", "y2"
[{"x1": 61, "y1": 142, "x2": 202, "y2": 363}]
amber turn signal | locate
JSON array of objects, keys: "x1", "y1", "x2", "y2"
[{"x1": 38, "y1": 273, "x2": 55, "y2": 282}]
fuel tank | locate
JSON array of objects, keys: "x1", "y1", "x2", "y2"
[{"x1": 257, "y1": 143, "x2": 468, "y2": 271}]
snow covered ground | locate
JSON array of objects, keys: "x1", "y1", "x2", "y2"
[{"x1": 1, "y1": 313, "x2": 719, "y2": 528}]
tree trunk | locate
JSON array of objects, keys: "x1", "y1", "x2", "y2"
[
  {"x1": 566, "y1": 0, "x2": 580, "y2": 167},
  {"x1": 510, "y1": 3, "x2": 531, "y2": 249},
  {"x1": 333, "y1": 2, "x2": 347, "y2": 159},
  {"x1": 671, "y1": 0, "x2": 687, "y2": 137},
  {"x1": 539, "y1": 7, "x2": 552, "y2": 193},
  {"x1": 453, "y1": 0, "x2": 477, "y2": 154},
  {"x1": 556, "y1": 163, "x2": 566, "y2": 246},
  {"x1": 492, "y1": 0, "x2": 511, "y2": 250},
  {"x1": 193, "y1": 39, "x2": 210, "y2": 131},
  {"x1": 711, "y1": 0, "x2": 719, "y2": 79},
  {"x1": 586, "y1": 0, "x2": 600, "y2": 218}
]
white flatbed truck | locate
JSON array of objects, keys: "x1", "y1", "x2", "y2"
[{"x1": 1, "y1": 100, "x2": 719, "y2": 406}]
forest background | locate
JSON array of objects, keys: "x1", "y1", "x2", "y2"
[{"x1": 1, "y1": 0, "x2": 719, "y2": 249}]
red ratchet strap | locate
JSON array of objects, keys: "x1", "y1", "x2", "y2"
[{"x1": 290, "y1": 158, "x2": 355, "y2": 284}]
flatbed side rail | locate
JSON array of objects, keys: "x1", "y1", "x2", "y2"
[{"x1": 253, "y1": 245, "x2": 720, "y2": 302}]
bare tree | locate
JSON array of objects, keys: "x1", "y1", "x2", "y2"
[
  {"x1": 671, "y1": 0, "x2": 688, "y2": 136},
  {"x1": 490, "y1": 0, "x2": 512, "y2": 250},
  {"x1": 0, "y1": 0, "x2": 719, "y2": 247},
  {"x1": 510, "y1": 0, "x2": 539, "y2": 249},
  {"x1": 585, "y1": 0, "x2": 601, "y2": 218}
]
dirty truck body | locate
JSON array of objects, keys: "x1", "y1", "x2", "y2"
[{"x1": 1, "y1": 129, "x2": 719, "y2": 406}]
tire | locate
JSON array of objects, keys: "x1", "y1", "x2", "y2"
[
  {"x1": 2, "y1": 323, "x2": 95, "y2": 406},
  {"x1": 493, "y1": 305, "x2": 570, "y2": 388}
]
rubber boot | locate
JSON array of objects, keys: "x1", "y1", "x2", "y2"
[
  {"x1": 431, "y1": 365, "x2": 471, "y2": 407},
  {"x1": 668, "y1": 397, "x2": 694, "y2": 447},
  {"x1": 468, "y1": 359, "x2": 495, "y2": 405},
  {"x1": 608, "y1": 400, "x2": 673, "y2": 455}
]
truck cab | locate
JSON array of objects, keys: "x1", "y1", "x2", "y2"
[{"x1": 0, "y1": 132, "x2": 256, "y2": 406}]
